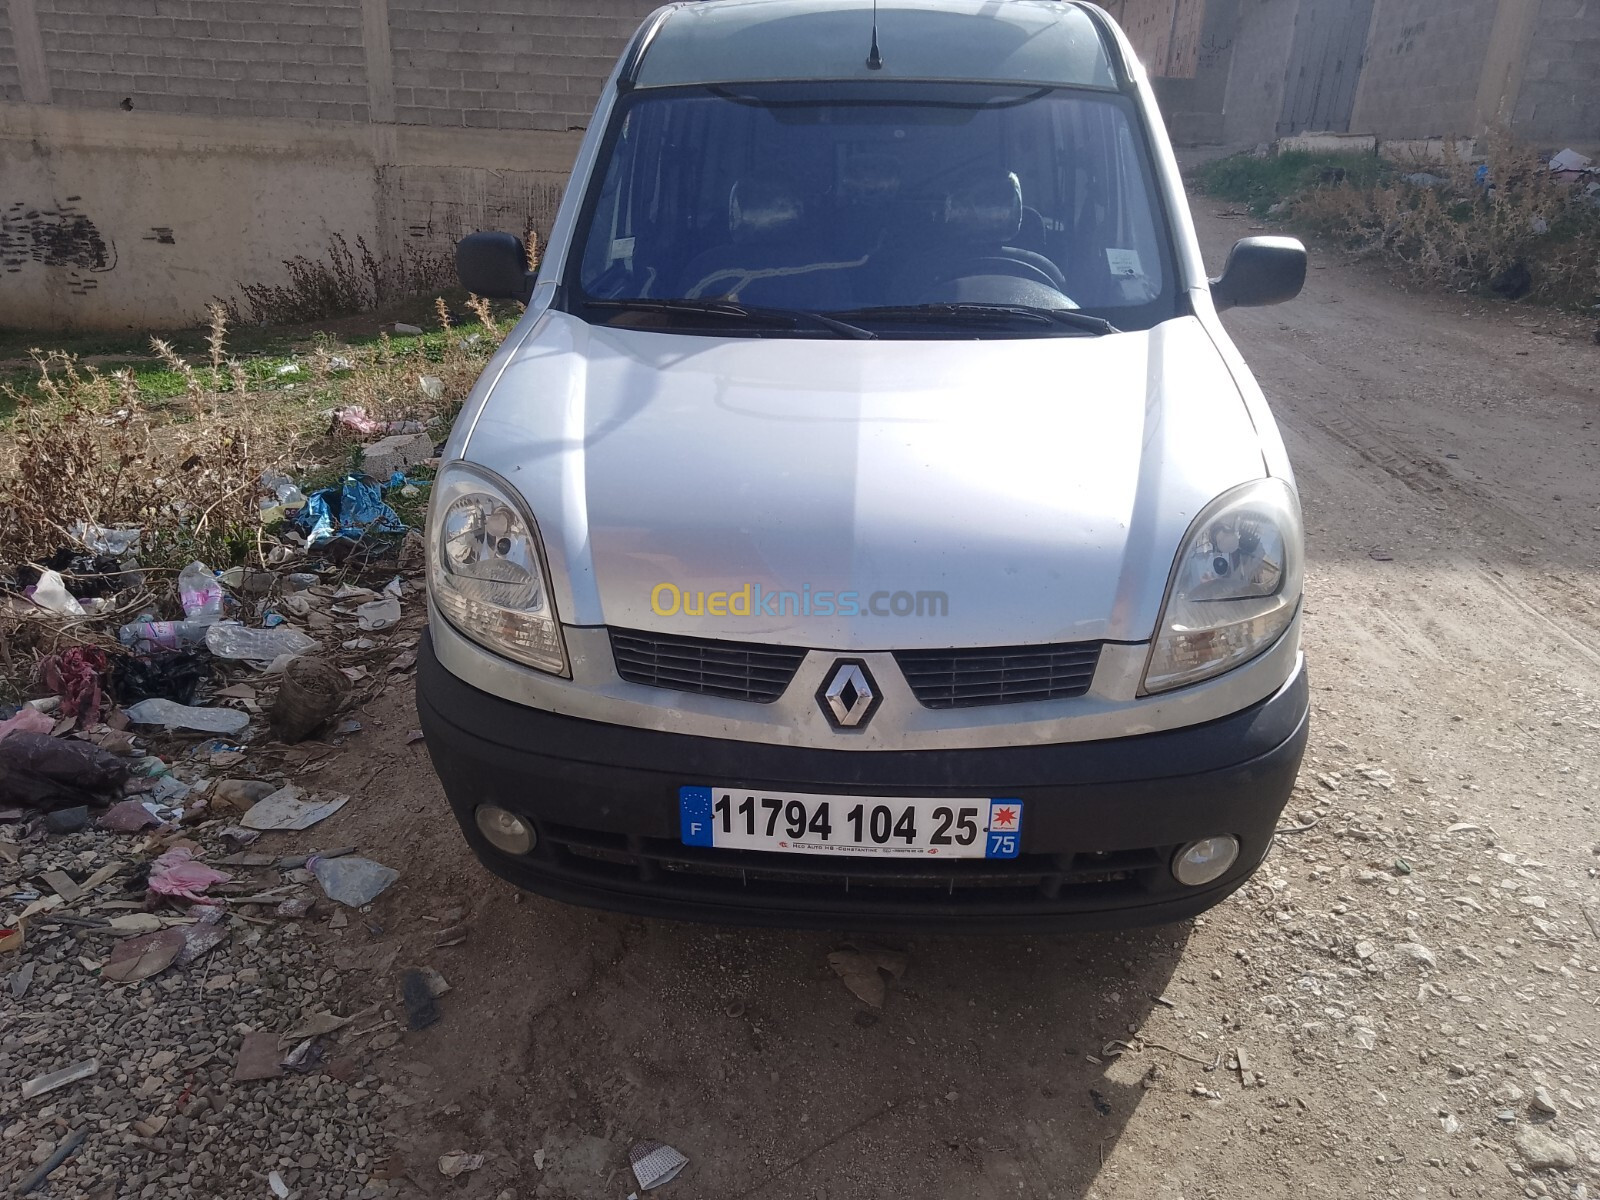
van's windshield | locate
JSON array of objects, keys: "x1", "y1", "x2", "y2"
[{"x1": 567, "y1": 81, "x2": 1179, "y2": 337}]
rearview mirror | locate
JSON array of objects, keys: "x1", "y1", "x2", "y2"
[
  {"x1": 455, "y1": 232, "x2": 535, "y2": 303},
  {"x1": 1210, "y1": 237, "x2": 1306, "y2": 311}
]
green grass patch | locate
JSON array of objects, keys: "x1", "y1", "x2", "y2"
[{"x1": 1195, "y1": 151, "x2": 1391, "y2": 216}]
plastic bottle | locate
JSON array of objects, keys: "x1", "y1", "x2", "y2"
[
  {"x1": 204, "y1": 621, "x2": 318, "y2": 661},
  {"x1": 124, "y1": 698, "x2": 250, "y2": 735},
  {"x1": 118, "y1": 618, "x2": 210, "y2": 653},
  {"x1": 177, "y1": 561, "x2": 224, "y2": 623}
]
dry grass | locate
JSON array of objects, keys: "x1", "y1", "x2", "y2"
[
  {"x1": 222, "y1": 233, "x2": 456, "y2": 326},
  {"x1": 0, "y1": 299, "x2": 508, "y2": 577},
  {"x1": 1287, "y1": 140, "x2": 1600, "y2": 306}
]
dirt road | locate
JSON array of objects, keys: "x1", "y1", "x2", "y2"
[{"x1": 317, "y1": 201, "x2": 1600, "y2": 1200}]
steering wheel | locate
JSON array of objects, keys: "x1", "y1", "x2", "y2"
[{"x1": 930, "y1": 255, "x2": 1064, "y2": 291}]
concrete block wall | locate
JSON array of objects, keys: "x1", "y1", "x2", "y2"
[
  {"x1": 1348, "y1": 0, "x2": 1501, "y2": 139},
  {"x1": 1513, "y1": 0, "x2": 1600, "y2": 145},
  {"x1": 387, "y1": 0, "x2": 659, "y2": 132},
  {"x1": 0, "y1": 5, "x2": 21, "y2": 102},
  {"x1": 33, "y1": 0, "x2": 370, "y2": 120},
  {"x1": 1219, "y1": 0, "x2": 1299, "y2": 148}
]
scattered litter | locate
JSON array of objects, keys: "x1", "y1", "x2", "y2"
[
  {"x1": 827, "y1": 945, "x2": 908, "y2": 1008},
  {"x1": 281, "y1": 1037, "x2": 327, "y2": 1073},
  {"x1": 213, "y1": 779, "x2": 278, "y2": 813},
  {"x1": 176, "y1": 906, "x2": 230, "y2": 964},
  {"x1": 11, "y1": 960, "x2": 36, "y2": 998},
  {"x1": 41, "y1": 869, "x2": 81, "y2": 902},
  {"x1": 15, "y1": 1127, "x2": 88, "y2": 1193},
  {"x1": 355, "y1": 596, "x2": 401, "y2": 631},
  {"x1": 147, "y1": 847, "x2": 231, "y2": 900},
  {"x1": 21, "y1": 1057, "x2": 100, "y2": 1100},
  {"x1": 438, "y1": 1152, "x2": 485, "y2": 1178},
  {"x1": 275, "y1": 895, "x2": 315, "y2": 918},
  {"x1": 70, "y1": 521, "x2": 141, "y2": 557},
  {"x1": 205, "y1": 622, "x2": 318, "y2": 662},
  {"x1": 239, "y1": 786, "x2": 349, "y2": 831},
  {"x1": 402, "y1": 968, "x2": 440, "y2": 1029},
  {"x1": 110, "y1": 651, "x2": 209, "y2": 705},
  {"x1": 177, "y1": 560, "x2": 225, "y2": 622},
  {"x1": 310, "y1": 854, "x2": 397, "y2": 908},
  {"x1": 284, "y1": 1011, "x2": 352, "y2": 1040},
  {"x1": 269, "y1": 656, "x2": 351, "y2": 742},
  {"x1": 1, "y1": 924, "x2": 24, "y2": 953},
  {"x1": 0, "y1": 706, "x2": 54, "y2": 743},
  {"x1": 102, "y1": 928, "x2": 186, "y2": 983},
  {"x1": 124, "y1": 697, "x2": 250, "y2": 736},
  {"x1": 117, "y1": 618, "x2": 210, "y2": 654},
  {"x1": 393, "y1": 321, "x2": 423, "y2": 334},
  {"x1": 40, "y1": 647, "x2": 109, "y2": 724},
  {"x1": 406, "y1": 729, "x2": 425, "y2": 745},
  {"x1": 269, "y1": 1170, "x2": 291, "y2": 1199},
  {"x1": 237, "y1": 1031, "x2": 285, "y2": 1082},
  {"x1": 342, "y1": 638, "x2": 374, "y2": 651},
  {"x1": 0, "y1": 732, "x2": 130, "y2": 810},
  {"x1": 294, "y1": 474, "x2": 408, "y2": 545},
  {"x1": 42, "y1": 806, "x2": 90, "y2": 834},
  {"x1": 630, "y1": 1141, "x2": 689, "y2": 1191},
  {"x1": 29, "y1": 570, "x2": 87, "y2": 617}
]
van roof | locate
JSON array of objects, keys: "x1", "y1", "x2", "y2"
[{"x1": 631, "y1": 0, "x2": 1119, "y2": 91}]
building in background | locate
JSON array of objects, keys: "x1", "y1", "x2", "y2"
[
  {"x1": 2, "y1": 0, "x2": 1595, "y2": 329},
  {"x1": 1106, "y1": 0, "x2": 1600, "y2": 156}
]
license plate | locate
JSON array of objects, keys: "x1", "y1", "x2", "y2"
[{"x1": 678, "y1": 787, "x2": 1022, "y2": 859}]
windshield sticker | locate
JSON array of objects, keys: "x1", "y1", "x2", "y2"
[{"x1": 1105, "y1": 248, "x2": 1143, "y2": 278}]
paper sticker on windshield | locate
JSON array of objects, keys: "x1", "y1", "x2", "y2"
[
  {"x1": 1106, "y1": 248, "x2": 1143, "y2": 278},
  {"x1": 610, "y1": 236, "x2": 635, "y2": 262}
]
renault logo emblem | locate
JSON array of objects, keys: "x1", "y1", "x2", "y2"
[{"x1": 817, "y1": 660, "x2": 881, "y2": 731}]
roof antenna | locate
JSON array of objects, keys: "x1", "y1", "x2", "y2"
[{"x1": 865, "y1": 0, "x2": 883, "y2": 69}]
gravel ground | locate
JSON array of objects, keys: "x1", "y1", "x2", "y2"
[{"x1": 0, "y1": 815, "x2": 398, "y2": 1199}]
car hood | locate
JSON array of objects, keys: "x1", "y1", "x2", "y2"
[{"x1": 456, "y1": 310, "x2": 1265, "y2": 648}]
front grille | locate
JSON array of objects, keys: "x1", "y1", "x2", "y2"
[
  {"x1": 894, "y1": 642, "x2": 1102, "y2": 708},
  {"x1": 539, "y1": 821, "x2": 1170, "y2": 913},
  {"x1": 610, "y1": 628, "x2": 806, "y2": 703}
]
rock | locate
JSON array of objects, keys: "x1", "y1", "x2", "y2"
[
  {"x1": 1493, "y1": 1083, "x2": 1525, "y2": 1105},
  {"x1": 1531, "y1": 1086, "x2": 1559, "y2": 1116},
  {"x1": 1516, "y1": 1128, "x2": 1576, "y2": 1170},
  {"x1": 43, "y1": 807, "x2": 90, "y2": 834},
  {"x1": 1395, "y1": 942, "x2": 1437, "y2": 969},
  {"x1": 360, "y1": 432, "x2": 434, "y2": 480}
]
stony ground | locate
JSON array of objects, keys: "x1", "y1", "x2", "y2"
[{"x1": 5, "y1": 199, "x2": 1600, "y2": 1200}]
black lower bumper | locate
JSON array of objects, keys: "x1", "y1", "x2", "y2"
[{"x1": 417, "y1": 634, "x2": 1309, "y2": 932}]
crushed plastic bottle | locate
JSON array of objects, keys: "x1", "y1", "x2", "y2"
[
  {"x1": 204, "y1": 622, "x2": 318, "y2": 661},
  {"x1": 124, "y1": 698, "x2": 250, "y2": 736},
  {"x1": 118, "y1": 618, "x2": 210, "y2": 653},
  {"x1": 177, "y1": 561, "x2": 225, "y2": 623}
]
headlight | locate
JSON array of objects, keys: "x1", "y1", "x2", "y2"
[
  {"x1": 1142, "y1": 479, "x2": 1302, "y2": 694},
  {"x1": 428, "y1": 463, "x2": 568, "y2": 675}
]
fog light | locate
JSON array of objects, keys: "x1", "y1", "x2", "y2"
[
  {"x1": 475, "y1": 805, "x2": 535, "y2": 855},
  {"x1": 1171, "y1": 835, "x2": 1240, "y2": 887}
]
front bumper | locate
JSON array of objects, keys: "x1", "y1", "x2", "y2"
[{"x1": 417, "y1": 633, "x2": 1309, "y2": 932}]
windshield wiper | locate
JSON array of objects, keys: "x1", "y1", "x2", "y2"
[
  {"x1": 583, "y1": 298, "x2": 876, "y2": 340},
  {"x1": 834, "y1": 303, "x2": 1119, "y2": 336}
]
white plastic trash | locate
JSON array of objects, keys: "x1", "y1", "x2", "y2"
[
  {"x1": 30, "y1": 570, "x2": 86, "y2": 617},
  {"x1": 205, "y1": 622, "x2": 318, "y2": 661},
  {"x1": 310, "y1": 855, "x2": 398, "y2": 907},
  {"x1": 356, "y1": 597, "x2": 401, "y2": 631},
  {"x1": 124, "y1": 699, "x2": 250, "y2": 736},
  {"x1": 630, "y1": 1142, "x2": 689, "y2": 1191}
]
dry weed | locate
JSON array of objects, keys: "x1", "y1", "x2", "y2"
[
  {"x1": 222, "y1": 233, "x2": 455, "y2": 326},
  {"x1": 1292, "y1": 137, "x2": 1600, "y2": 304}
]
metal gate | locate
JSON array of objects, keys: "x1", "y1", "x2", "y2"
[{"x1": 1277, "y1": 0, "x2": 1376, "y2": 134}]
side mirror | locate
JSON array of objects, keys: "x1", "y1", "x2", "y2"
[
  {"x1": 455, "y1": 232, "x2": 535, "y2": 302},
  {"x1": 1210, "y1": 236, "x2": 1307, "y2": 311}
]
